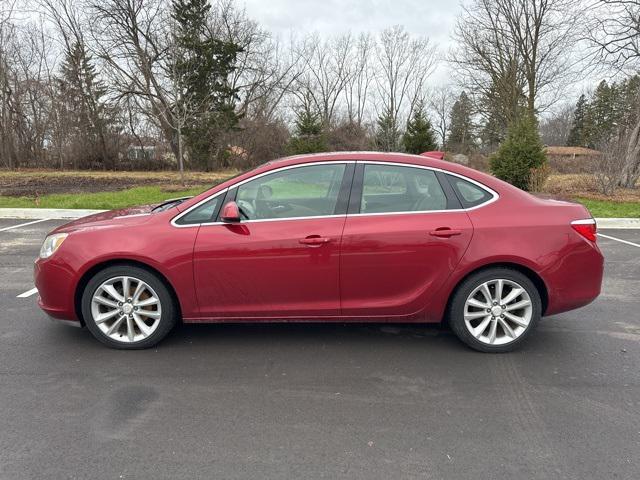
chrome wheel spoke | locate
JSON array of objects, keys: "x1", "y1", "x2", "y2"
[
  {"x1": 122, "y1": 276, "x2": 131, "y2": 300},
  {"x1": 504, "y1": 311, "x2": 528, "y2": 328},
  {"x1": 102, "y1": 284, "x2": 124, "y2": 303},
  {"x1": 501, "y1": 287, "x2": 523, "y2": 305},
  {"x1": 463, "y1": 278, "x2": 533, "y2": 346},
  {"x1": 91, "y1": 275, "x2": 162, "y2": 343},
  {"x1": 106, "y1": 315, "x2": 125, "y2": 335},
  {"x1": 498, "y1": 317, "x2": 516, "y2": 338},
  {"x1": 473, "y1": 315, "x2": 492, "y2": 338},
  {"x1": 135, "y1": 297, "x2": 159, "y2": 308},
  {"x1": 95, "y1": 309, "x2": 120, "y2": 324},
  {"x1": 505, "y1": 299, "x2": 531, "y2": 311},
  {"x1": 480, "y1": 283, "x2": 493, "y2": 304},
  {"x1": 133, "y1": 313, "x2": 152, "y2": 336},
  {"x1": 467, "y1": 298, "x2": 489, "y2": 309},
  {"x1": 465, "y1": 310, "x2": 487, "y2": 320},
  {"x1": 126, "y1": 316, "x2": 135, "y2": 342},
  {"x1": 487, "y1": 318, "x2": 498, "y2": 344},
  {"x1": 94, "y1": 295, "x2": 118, "y2": 309},
  {"x1": 495, "y1": 279, "x2": 504, "y2": 303},
  {"x1": 138, "y1": 310, "x2": 160, "y2": 319},
  {"x1": 132, "y1": 281, "x2": 146, "y2": 302}
]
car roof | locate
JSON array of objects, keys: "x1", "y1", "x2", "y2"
[
  {"x1": 265, "y1": 151, "x2": 505, "y2": 190},
  {"x1": 177, "y1": 151, "x2": 525, "y2": 214}
]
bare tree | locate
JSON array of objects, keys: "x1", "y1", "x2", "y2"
[
  {"x1": 209, "y1": 0, "x2": 298, "y2": 121},
  {"x1": 0, "y1": 0, "x2": 18, "y2": 168},
  {"x1": 88, "y1": 0, "x2": 180, "y2": 161},
  {"x1": 539, "y1": 103, "x2": 574, "y2": 145},
  {"x1": 291, "y1": 32, "x2": 354, "y2": 127},
  {"x1": 450, "y1": 0, "x2": 582, "y2": 125},
  {"x1": 592, "y1": 136, "x2": 629, "y2": 194},
  {"x1": 429, "y1": 85, "x2": 456, "y2": 150},
  {"x1": 41, "y1": 0, "x2": 116, "y2": 169},
  {"x1": 590, "y1": 0, "x2": 640, "y2": 187},
  {"x1": 374, "y1": 26, "x2": 436, "y2": 151},
  {"x1": 343, "y1": 33, "x2": 374, "y2": 127}
]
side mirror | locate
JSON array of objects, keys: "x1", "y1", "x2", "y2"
[{"x1": 221, "y1": 201, "x2": 241, "y2": 223}]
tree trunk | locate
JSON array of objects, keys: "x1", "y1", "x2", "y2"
[{"x1": 177, "y1": 126, "x2": 185, "y2": 187}]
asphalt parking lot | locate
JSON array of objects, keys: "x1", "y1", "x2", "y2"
[{"x1": 0, "y1": 218, "x2": 638, "y2": 479}]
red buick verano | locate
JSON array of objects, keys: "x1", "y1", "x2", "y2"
[{"x1": 34, "y1": 152, "x2": 603, "y2": 352}]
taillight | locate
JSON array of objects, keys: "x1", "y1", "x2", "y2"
[{"x1": 571, "y1": 219, "x2": 597, "y2": 242}]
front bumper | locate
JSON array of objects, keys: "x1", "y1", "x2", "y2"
[{"x1": 34, "y1": 257, "x2": 80, "y2": 323}]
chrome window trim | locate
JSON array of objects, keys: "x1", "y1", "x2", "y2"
[{"x1": 170, "y1": 160, "x2": 499, "y2": 228}]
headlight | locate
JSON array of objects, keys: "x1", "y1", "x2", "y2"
[{"x1": 39, "y1": 233, "x2": 68, "y2": 259}]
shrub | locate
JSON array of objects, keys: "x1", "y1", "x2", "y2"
[{"x1": 490, "y1": 114, "x2": 547, "y2": 191}]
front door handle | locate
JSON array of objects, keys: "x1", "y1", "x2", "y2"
[
  {"x1": 429, "y1": 227, "x2": 462, "y2": 238},
  {"x1": 299, "y1": 235, "x2": 332, "y2": 246}
]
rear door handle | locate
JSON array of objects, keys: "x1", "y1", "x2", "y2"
[
  {"x1": 299, "y1": 235, "x2": 332, "y2": 246},
  {"x1": 429, "y1": 227, "x2": 462, "y2": 238}
]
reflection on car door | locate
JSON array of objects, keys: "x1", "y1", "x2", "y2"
[
  {"x1": 193, "y1": 163, "x2": 353, "y2": 319},
  {"x1": 340, "y1": 163, "x2": 473, "y2": 318}
]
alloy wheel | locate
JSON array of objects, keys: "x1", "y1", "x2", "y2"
[
  {"x1": 90, "y1": 276, "x2": 162, "y2": 343},
  {"x1": 463, "y1": 278, "x2": 532, "y2": 346}
]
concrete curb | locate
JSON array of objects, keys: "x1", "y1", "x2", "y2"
[
  {"x1": 595, "y1": 218, "x2": 640, "y2": 229},
  {"x1": 0, "y1": 208, "x2": 639, "y2": 228},
  {"x1": 0, "y1": 208, "x2": 105, "y2": 220}
]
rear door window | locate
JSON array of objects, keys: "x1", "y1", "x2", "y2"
[{"x1": 360, "y1": 164, "x2": 447, "y2": 214}]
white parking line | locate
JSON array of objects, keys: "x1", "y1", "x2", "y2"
[
  {"x1": 0, "y1": 218, "x2": 49, "y2": 232},
  {"x1": 17, "y1": 287, "x2": 38, "y2": 298},
  {"x1": 598, "y1": 233, "x2": 640, "y2": 248}
]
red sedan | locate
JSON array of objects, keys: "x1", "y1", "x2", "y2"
[{"x1": 34, "y1": 152, "x2": 603, "y2": 352}]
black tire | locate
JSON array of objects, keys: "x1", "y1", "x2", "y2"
[
  {"x1": 81, "y1": 265, "x2": 177, "y2": 349},
  {"x1": 448, "y1": 267, "x2": 541, "y2": 353}
]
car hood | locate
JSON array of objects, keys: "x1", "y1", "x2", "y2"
[{"x1": 50, "y1": 205, "x2": 157, "y2": 234}]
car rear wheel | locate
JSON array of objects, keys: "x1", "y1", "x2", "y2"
[
  {"x1": 81, "y1": 265, "x2": 177, "y2": 349},
  {"x1": 448, "y1": 268, "x2": 541, "y2": 352}
]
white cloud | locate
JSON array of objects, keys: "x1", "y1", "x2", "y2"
[{"x1": 240, "y1": 0, "x2": 460, "y2": 83}]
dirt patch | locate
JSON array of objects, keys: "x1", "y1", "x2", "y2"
[
  {"x1": 542, "y1": 174, "x2": 640, "y2": 202},
  {"x1": 0, "y1": 170, "x2": 239, "y2": 197}
]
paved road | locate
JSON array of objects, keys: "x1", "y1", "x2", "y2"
[{"x1": 1, "y1": 219, "x2": 639, "y2": 479}]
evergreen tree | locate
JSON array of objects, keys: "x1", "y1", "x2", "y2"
[
  {"x1": 447, "y1": 92, "x2": 474, "y2": 153},
  {"x1": 59, "y1": 41, "x2": 114, "y2": 169},
  {"x1": 286, "y1": 103, "x2": 327, "y2": 154},
  {"x1": 402, "y1": 102, "x2": 437, "y2": 154},
  {"x1": 375, "y1": 107, "x2": 401, "y2": 152},
  {"x1": 171, "y1": 0, "x2": 242, "y2": 170},
  {"x1": 583, "y1": 80, "x2": 616, "y2": 147},
  {"x1": 490, "y1": 114, "x2": 547, "y2": 191},
  {"x1": 567, "y1": 94, "x2": 588, "y2": 147}
]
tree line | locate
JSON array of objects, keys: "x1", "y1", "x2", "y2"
[{"x1": 1, "y1": 0, "x2": 639, "y2": 192}]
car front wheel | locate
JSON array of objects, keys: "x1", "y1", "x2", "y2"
[
  {"x1": 81, "y1": 265, "x2": 177, "y2": 349},
  {"x1": 448, "y1": 268, "x2": 542, "y2": 352}
]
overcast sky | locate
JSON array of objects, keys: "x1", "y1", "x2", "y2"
[{"x1": 240, "y1": 0, "x2": 460, "y2": 83}]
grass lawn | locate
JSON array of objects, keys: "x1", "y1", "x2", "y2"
[
  {"x1": 0, "y1": 186, "x2": 205, "y2": 210},
  {"x1": 574, "y1": 197, "x2": 640, "y2": 218}
]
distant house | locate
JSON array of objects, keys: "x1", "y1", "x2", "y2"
[{"x1": 544, "y1": 146, "x2": 602, "y2": 173}]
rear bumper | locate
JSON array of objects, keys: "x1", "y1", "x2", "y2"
[
  {"x1": 34, "y1": 257, "x2": 80, "y2": 323},
  {"x1": 543, "y1": 241, "x2": 604, "y2": 316}
]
